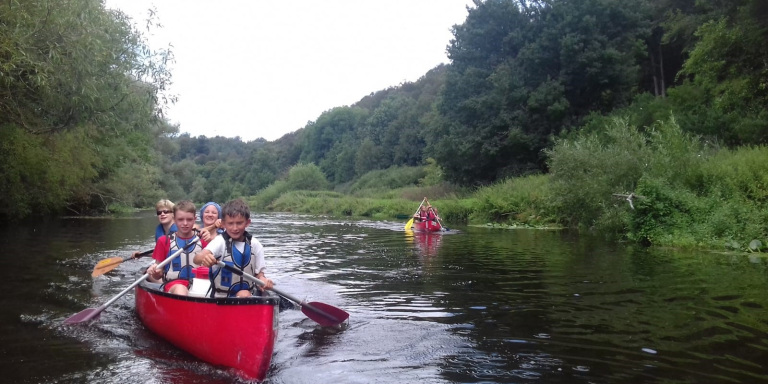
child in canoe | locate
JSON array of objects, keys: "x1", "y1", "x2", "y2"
[
  {"x1": 194, "y1": 198, "x2": 274, "y2": 298},
  {"x1": 146, "y1": 200, "x2": 208, "y2": 295}
]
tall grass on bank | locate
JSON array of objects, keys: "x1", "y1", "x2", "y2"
[
  {"x1": 248, "y1": 168, "x2": 547, "y2": 228},
  {"x1": 249, "y1": 163, "x2": 328, "y2": 210},
  {"x1": 249, "y1": 164, "x2": 469, "y2": 220},
  {"x1": 471, "y1": 174, "x2": 555, "y2": 226},
  {"x1": 547, "y1": 117, "x2": 768, "y2": 249},
  {"x1": 262, "y1": 189, "x2": 477, "y2": 225},
  {"x1": 632, "y1": 147, "x2": 768, "y2": 249},
  {"x1": 336, "y1": 166, "x2": 426, "y2": 195},
  {"x1": 263, "y1": 190, "x2": 422, "y2": 220}
]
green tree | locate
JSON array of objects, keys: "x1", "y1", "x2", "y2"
[
  {"x1": 300, "y1": 107, "x2": 368, "y2": 164},
  {"x1": 430, "y1": 0, "x2": 650, "y2": 185},
  {"x1": 354, "y1": 138, "x2": 386, "y2": 176},
  {"x1": 0, "y1": 0, "x2": 174, "y2": 218},
  {"x1": 677, "y1": 1, "x2": 768, "y2": 144},
  {"x1": 285, "y1": 163, "x2": 329, "y2": 191},
  {"x1": 243, "y1": 147, "x2": 279, "y2": 194}
]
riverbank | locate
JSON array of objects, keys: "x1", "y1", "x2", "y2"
[
  {"x1": 248, "y1": 120, "x2": 768, "y2": 254},
  {"x1": 248, "y1": 183, "x2": 765, "y2": 254}
]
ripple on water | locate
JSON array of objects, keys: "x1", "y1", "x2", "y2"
[{"x1": 10, "y1": 213, "x2": 768, "y2": 383}]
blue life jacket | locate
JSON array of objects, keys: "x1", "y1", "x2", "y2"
[
  {"x1": 155, "y1": 223, "x2": 178, "y2": 242},
  {"x1": 210, "y1": 231, "x2": 256, "y2": 297},
  {"x1": 162, "y1": 232, "x2": 202, "y2": 284}
]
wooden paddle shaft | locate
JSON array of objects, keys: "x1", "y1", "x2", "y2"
[
  {"x1": 100, "y1": 239, "x2": 198, "y2": 308},
  {"x1": 66, "y1": 238, "x2": 200, "y2": 324},
  {"x1": 415, "y1": 197, "x2": 426, "y2": 215}
]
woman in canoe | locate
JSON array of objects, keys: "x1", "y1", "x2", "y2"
[
  {"x1": 154, "y1": 199, "x2": 178, "y2": 241},
  {"x1": 198, "y1": 201, "x2": 223, "y2": 243},
  {"x1": 130, "y1": 199, "x2": 178, "y2": 259},
  {"x1": 413, "y1": 205, "x2": 429, "y2": 222}
]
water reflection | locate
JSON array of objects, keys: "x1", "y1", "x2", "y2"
[
  {"x1": 3, "y1": 215, "x2": 768, "y2": 383},
  {"x1": 435, "y1": 232, "x2": 768, "y2": 383},
  {"x1": 405, "y1": 229, "x2": 443, "y2": 260}
]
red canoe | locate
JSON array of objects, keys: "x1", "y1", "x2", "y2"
[
  {"x1": 135, "y1": 281, "x2": 280, "y2": 380},
  {"x1": 411, "y1": 220, "x2": 442, "y2": 232}
]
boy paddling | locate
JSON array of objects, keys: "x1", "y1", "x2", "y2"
[
  {"x1": 194, "y1": 198, "x2": 274, "y2": 297},
  {"x1": 147, "y1": 200, "x2": 207, "y2": 296}
]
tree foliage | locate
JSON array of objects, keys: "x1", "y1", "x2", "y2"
[
  {"x1": 0, "y1": 0, "x2": 174, "y2": 134},
  {"x1": 5, "y1": 0, "x2": 768, "y2": 221},
  {"x1": 428, "y1": 0, "x2": 650, "y2": 184},
  {"x1": 0, "y1": 0, "x2": 174, "y2": 218}
]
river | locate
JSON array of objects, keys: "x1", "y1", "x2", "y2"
[{"x1": 1, "y1": 211, "x2": 767, "y2": 383}]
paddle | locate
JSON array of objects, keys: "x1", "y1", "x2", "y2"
[
  {"x1": 421, "y1": 197, "x2": 449, "y2": 232},
  {"x1": 404, "y1": 197, "x2": 427, "y2": 231},
  {"x1": 429, "y1": 207, "x2": 449, "y2": 232},
  {"x1": 216, "y1": 261, "x2": 349, "y2": 327},
  {"x1": 64, "y1": 238, "x2": 198, "y2": 325},
  {"x1": 435, "y1": 215, "x2": 449, "y2": 232},
  {"x1": 91, "y1": 224, "x2": 215, "y2": 278},
  {"x1": 91, "y1": 249, "x2": 153, "y2": 277}
]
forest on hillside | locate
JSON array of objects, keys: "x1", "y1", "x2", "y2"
[{"x1": 1, "y1": 0, "x2": 767, "y2": 222}]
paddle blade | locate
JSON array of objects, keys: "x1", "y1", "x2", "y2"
[
  {"x1": 63, "y1": 308, "x2": 102, "y2": 325},
  {"x1": 91, "y1": 249, "x2": 152, "y2": 277},
  {"x1": 91, "y1": 257, "x2": 124, "y2": 277},
  {"x1": 301, "y1": 301, "x2": 349, "y2": 327},
  {"x1": 404, "y1": 218, "x2": 414, "y2": 231}
]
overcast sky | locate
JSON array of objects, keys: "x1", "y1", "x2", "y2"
[{"x1": 104, "y1": 0, "x2": 474, "y2": 142}]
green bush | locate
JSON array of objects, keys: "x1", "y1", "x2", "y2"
[
  {"x1": 697, "y1": 146, "x2": 768, "y2": 202},
  {"x1": 546, "y1": 117, "x2": 718, "y2": 240},
  {"x1": 0, "y1": 125, "x2": 99, "y2": 217},
  {"x1": 627, "y1": 143, "x2": 768, "y2": 249},
  {"x1": 285, "y1": 163, "x2": 329, "y2": 191},
  {"x1": 343, "y1": 166, "x2": 426, "y2": 194},
  {"x1": 434, "y1": 198, "x2": 475, "y2": 225},
  {"x1": 248, "y1": 180, "x2": 288, "y2": 210},
  {"x1": 471, "y1": 174, "x2": 554, "y2": 225},
  {"x1": 546, "y1": 117, "x2": 649, "y2": 229},
  {"x1": 629, "y1": 177, "x2": 704, "y2": 246}
]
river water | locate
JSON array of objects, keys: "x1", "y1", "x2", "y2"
[{"x1": 2, "y1": 211, "x2": 767, "y2": 383}]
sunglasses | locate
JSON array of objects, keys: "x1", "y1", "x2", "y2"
[{"x1": 156, "y1": 210, "x2": 172, "y2": 215}]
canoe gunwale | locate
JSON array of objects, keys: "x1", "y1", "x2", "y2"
[
  {"x1": 411, "y1": 220, "x2": 443, "y2": 232},
  {"x1": 136, "y1": 281, "x2": 281, "y2": 306}
]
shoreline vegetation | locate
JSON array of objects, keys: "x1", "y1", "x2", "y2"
[
  {"x1": 4, "y1": 0, "x2": 768, "y2": 258},
  {"x1": 243, "y1": 118, "x2": 768, "y2": 254}
]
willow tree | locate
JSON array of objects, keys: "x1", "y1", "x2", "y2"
[{"x1": 0, "y1": 0, "x2": 174, "y2": 218}]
